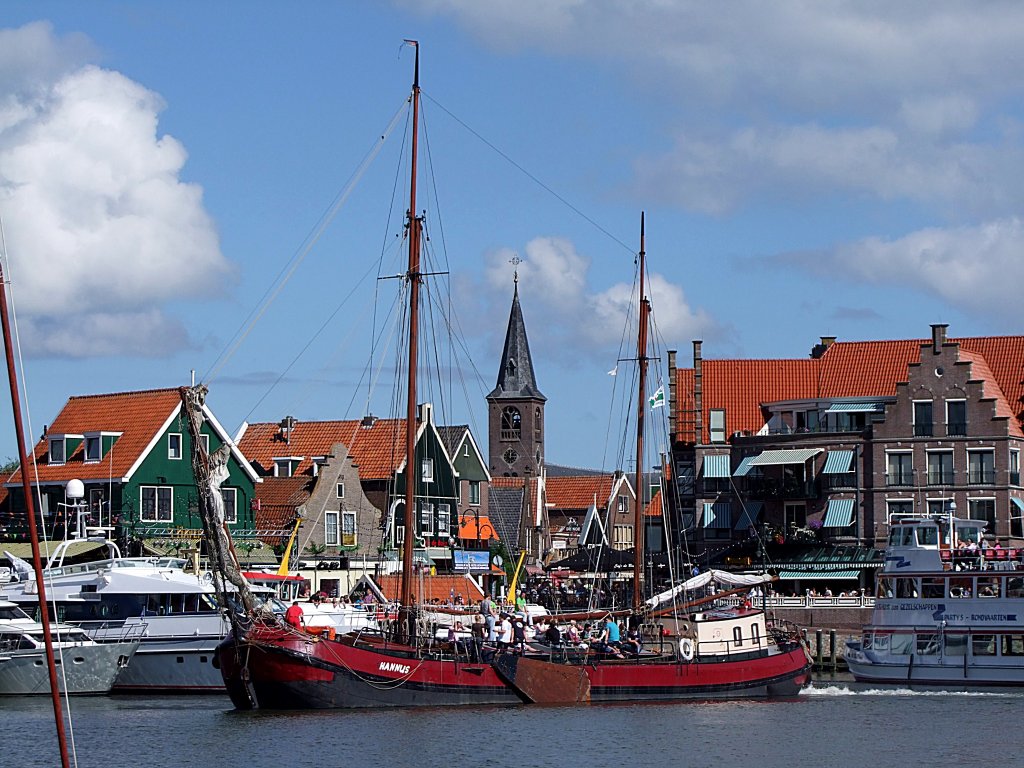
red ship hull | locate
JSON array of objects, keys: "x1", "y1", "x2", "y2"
[{"x1": 215, "y1": 624, "x2": 810, "y2": 710}]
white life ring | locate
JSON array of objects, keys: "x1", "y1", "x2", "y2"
[{"x1": 679, "y1": 637, "x2": 695, "y2": 661}]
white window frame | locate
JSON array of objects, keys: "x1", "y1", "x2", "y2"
[
  {"x1": 421, "y1": 458, "x2": 434, "y2": 483},
  {"x1": 968, "y1": 497, "x2": 997, "y2": 531},
  {"x1": 469, "y1": 481, "x2": 481, "y2": 505},
  {"x1": 168, "y1": 433, "x2": 182, "y2": 461},
  {"x1": 927, "y1": 449, "x2": 955, "y2": 484},
  {"x1": 709, "y1": 409, "x2": 726, "y2": 443},
  {"x1": 200, "y1": 434, "x2": 210, "y2": 454},
  {"x1": 419, "y1": 502, "x2": 434, "y2": 536},
  {"x1": 324, "y1": 511, "x2": 340, "y2": 546},
  {"x1": 438, "y1": 504, "x2": 451, "y2": 536},
  {"x1": 341, "y1": 511, "x2": 357, "y2": 547},
  {"x1": 84, "y1": 435, "x2": 102, "y2": 463},
  {"x1": 617, "y1": 494, "x2": 628, "y2": 513},
  {"x1": 221, "y1": 487, "x2": 238, "y2": 524},
  {"x1": 967, "y1": 448, "x2": 995, "y2": 484},
  {"x1": 1012, "y1": 449, "x2": 1021, "y2": 485},
  {"x1": 336, "y1": 482, "x2": 345, "y2": 499},
  {"x1": 140, "y1": 486, "x2": 173, "y2": 523},
  {"x1": 49, "y1": 438, "x2": 66, "y2": 465}
]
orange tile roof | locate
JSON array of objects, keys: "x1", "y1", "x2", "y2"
[
  {"x1": 254, "y1": 477, "x2": 312, "y2": 530},
  {"x1": 238, "y1": 418, "x2": 409, "y2": 480},
  {"x1": 490, "y1": 476, "x2": 526, "y2": 489},
  {"x1": 373, "y1": 573, "x2": 484, "y2": 603},
  {"x1": 545, "y1": 475, "x2": 617, "y2": 510},
  {"x1": 675, "y1": 335, "x2": 1024, "y2": 441},
  {"x1": 644, "y1": 489, "x2": 663, "y2": 518},
  {"x1": 458, "y1": 514, "x2": 499, "y2": 541},
  {"x1": 6, "y1": 389, "x2": 184, "y2": 484}
]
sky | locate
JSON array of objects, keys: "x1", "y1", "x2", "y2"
[{"x1": 2, "y1": 1, "x2": 1024, "y2": 474}]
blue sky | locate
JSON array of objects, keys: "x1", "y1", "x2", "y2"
[{"x1": 2, "y1": 2, "x2": 1024, "y2": 473}]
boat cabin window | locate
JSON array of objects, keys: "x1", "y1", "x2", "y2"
[
  {"x1": 0, "y1": 632, "x2": 36, "y2": 651},
  {"x1": 915, "y1": 634, "x2": 939, "y2": 655},
  {"x1": 1007, "y1": 577, "x2": 1024, "y2": 598},
  {"x1": 917, "y1": 526, "x2": 939, "y2": 546},
  {"x1": 890, "y1": 634, "x2": 913, "y2": 655},
  {"x1": 944, "y1": 634, "x2": 968, "y2": 656},
  {"x1": 733, "y1": 627, "x2": 743, "y2": 647},
  {"x1": 921, "y1": 577, "x2": 945, "y2": 598},
  {"x1": 1002, "y1": 636, "x2": 1024, "y2": 656},
  {"x1": 972, "y1": 635, "x2": 997, "y2": 656},
  {"x1": 956, "y1": 526, "x2": 982, "y2": 545},
  {"x1": 978, "y1": 576, "x2": 1000, "y2": 598},
  {"x1": 877, "y1": 577, "x2": 894, "y2": 598},
  {"x1": 750, "y1": 623, "x2": 760, "y2": 646},
  {"x1": 895, "y1": 578, "x2": 918, "y2": 598},
  {"x1": 899, "y1": 528, "x2": 916, "y2": 547},
  {"x1": 949, "y1": 577, "x2": 972, "y2": 598}
]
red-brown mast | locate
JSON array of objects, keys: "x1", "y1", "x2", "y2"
[
  {"x1": 0, "y1": 257, "x2": 71, "y2": 767},
  {"x1": 633, "y1": 213, "x2": 649, "y2": 612},
  {"x1": 399, "y1": 40, "x2": 422, "y2": 642}
]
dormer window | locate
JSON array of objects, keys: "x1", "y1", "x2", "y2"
[
  {"x1": 49, "y1": 438, "x2": 66, "y2": 465},
  {"x1": 310, "y1": 457, "x2": 327, "y2": 477},
  {"x1": 84, "y1": 436, "x2": 101, "y2": 463},
  {"x1": 273, "y1": 457, "x2": 302, "y2": 478}
]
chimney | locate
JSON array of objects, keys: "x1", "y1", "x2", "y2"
[
  {"x1": 361, "y1": 414, "x2": 377, "y2": 428},
  {"x1": 931, "y1": 324, "x2": 948, "y2": 354},
  {"x1": 278, "y1": 415, "x2": 297, "y2": 444},
  {"x1": 811, "y1": 336, "x2": 836, "y2": 359},
  {"x1": 693, "y1": 340, "x2": 703, "y2": 445}
]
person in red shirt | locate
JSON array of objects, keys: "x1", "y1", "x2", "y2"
[{"x1": 284, "y1": 601, "x2": 304, "y2": 629}]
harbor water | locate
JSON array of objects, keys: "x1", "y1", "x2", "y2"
[{"x1": 1, "y1": 676, "x2": 1020, "y2": 767}]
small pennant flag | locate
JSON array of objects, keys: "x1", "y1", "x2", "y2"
[
  {"x1": 607, "y1": 366, "x2": 618, "y2": 376},
  {"x1": 648, "y1": 386, "x2": 665, "y2": 409}
]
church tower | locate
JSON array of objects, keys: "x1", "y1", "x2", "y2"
[{"x1": 487, "y1": 277, "x2": 545, "y2": 477}]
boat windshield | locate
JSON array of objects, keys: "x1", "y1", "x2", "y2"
[{"x1": 0, "y1": 604, "x2": 32, "y2": 620}]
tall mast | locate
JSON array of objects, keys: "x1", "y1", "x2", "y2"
[
  {"x1": 0, "y1": 253, "x2": 71, "y2": 767},
  {"x1": 633, "y1": 213, "x2": 649, "y2": 612},
  {"x1": 399, "y1": 40, "x2": 422, "y2": 641}
]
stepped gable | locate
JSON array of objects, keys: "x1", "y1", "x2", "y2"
[
  {"x1": 6, "y1": 388, "x2": 184, "y2": 484},
  {"x1": 955, "y1": 349, "x2": 1023, "y2": 436},
  {"x1": 238, "y1": 418, "x2": 408, "y2": 480},
  {"x1": 487, "y1": 283, "x2": 545, "y2": 401}
]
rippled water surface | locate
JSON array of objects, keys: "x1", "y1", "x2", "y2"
[{"x1": 2, "y1": 677, "x2": 1021, "y2": 768}]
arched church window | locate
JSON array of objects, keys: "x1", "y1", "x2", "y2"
[{"x1": 501, "y1": 406, "x2": 522, "y2": 440}]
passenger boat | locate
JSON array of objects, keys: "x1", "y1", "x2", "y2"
[
  {"x1": 204, "y1": 41, "x2": 810, "y2": 709},
  {"x1": 0, "y1": 599, "x2": 138, "y2": 695},
  {"x1": 846, "y1": 514, "x2": 1024, "y2": 687},
  {"x1": 2, "y1": 533, "x2": 283, "y2": 692}
]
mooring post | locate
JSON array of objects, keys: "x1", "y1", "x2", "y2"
[
  {"x1": 815, "y1": 629, "x2": 823, "y2": 667},
  {"x1": 829, "y1": 630, "x2": 837, "y2": 671}
]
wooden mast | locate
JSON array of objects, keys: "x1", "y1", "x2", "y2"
[
  {"x1": 0, "y1": 255, "x2": 71, "y2": 768},
  {"x1": 632, "y1": 213, "x2": 649, "y2": 613},
  {"x1": 399, "y1": 40, "x2": 422, "y2": 642}
]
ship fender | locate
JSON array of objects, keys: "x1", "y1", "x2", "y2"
[{"x1": 678, "y1": 637, "x2": 695, "y2": 661}]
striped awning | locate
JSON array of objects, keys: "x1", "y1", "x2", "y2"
[
  {"x1": 748, "y1": 448, "x2": 822, "y2": 466},
  {"x1": 776, "y1": 569, "x2": 861, "y2": 580},
  {"x1": 702, "y1": 454, "x2": 731, "y2": 478},
  {"x1": 823, "y1": 498, "x2": 855, "y2": 527},
  {"x1": 734, "y1": 501, "x2": 764, "y2": 530},
  {"x1": 702, "y1": 502, "x2": 732, "y2": 529},
  {"x1": 822, "y1": 450, "x2": 854, "y2": 474},
  {"x1": 734, "y1": 455, "x2": 757, "y2": 477},
  {"x1": 825, "y1": 402, "x2": 886, "y2": 413}
]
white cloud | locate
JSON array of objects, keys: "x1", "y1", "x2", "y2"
[
  {"x1": 478, "y1": 235, "x2": 719, "y2": 359},
  {"x1": 775, "y1": 218, "x2": 1024, "y2": 317},
  {"x1": 0, "y1": 22, "x2": 232, "y2": 357}
]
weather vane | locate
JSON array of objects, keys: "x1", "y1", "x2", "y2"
[{"x1": 509, "y1": 254, "x2": 521, "y2": 284}]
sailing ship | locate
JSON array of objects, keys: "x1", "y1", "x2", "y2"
[{"x1": 202, "y1": 42, "x2": 810, "y2": 709}]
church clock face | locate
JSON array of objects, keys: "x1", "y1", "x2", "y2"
[{"x1": 502, "y1": 447, "x2": 519, "y2": 466}]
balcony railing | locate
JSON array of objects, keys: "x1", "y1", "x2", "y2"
[
  {"x1": 914, "y1": 424, "x2": 933, "y2": 437},
  {"x1": 743, "y1": 478, "x2": 817, "y2": 499},
  {"x1": 967, "y1": 469, "x2": 995, "y2": 484},
  {"x1": 927, "y1": 470, "x2": 955, "y2": 486},
  {"x1": 886, "y1": 473, "x2": 915, "y2": 487},
  {"x1": 823, "y1": 473, "x2": 856, "y2": 490},
  {"x1": 946, "y1": 422, "x2": 967, "y2": 436},
  {"x1": 1012, "y1": 471, "x2": 1021, "y2": 486}
]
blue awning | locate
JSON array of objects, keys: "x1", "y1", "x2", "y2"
[
  {"x1": 702, "y1": 502, "x2": 732, "y2": 529},
  {"x1": 702, "y1": 454, "x2": 731, "y2": 478},
  {"x1": 776, "y1": 569, "x2": 861, "y2": 580},
  {"x1": 749, "y1": 448, "x2": 822, "y2": 466},
  {"x1": 825, "y1": 402, "x2": 886, "y2": 413},
  {"x1": 1012, "y1": 498, "x2": 1024, "y2": 516},
  {"x1": 734, "y1": 501, "x2": 764, "y2": 530},
  {"x1": 734, "y1": 455, "x2": 757, "y2": 477},
  {"x1": 822, "y1": 450, "x2": 854, "y2": 474},
  {"x1": 823, "y1": 498, "x2": 855, "y2": 527}
]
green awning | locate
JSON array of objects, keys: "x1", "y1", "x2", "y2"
[
  {"x1": 1, "y1": 541, "x2": 106, "y2": 561},
  {"x1": 822, "y1": 450, "x2": 854, "y2": 474},
  {"x1": 702, "y1": 502, "x2": 732, "y2": 529},
  {"x1": 776, "y1": 569, "x2": 862, "y2": 580},
  {"x1": 734, "y1": 455, "x2": 757, "y2": 477},
  {"x1": 734, "y1": 501, "x2": 764, "y2": 530},
  {"x1": 823, "y1": 498, "x2": 855, "y2": 527},
  {"x1": 825, "y1": 402, "x2": 886, "y2": 413},
  {"x1": 702, "y1": 454, "x2": 731, "y2": 478},
  {"x1": 749, "y1": 448, "x2": 822, "y2": 466}
]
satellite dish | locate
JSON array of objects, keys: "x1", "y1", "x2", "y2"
[{"x1": 66, "y1": 479, "x2": 85, "y2": 500}]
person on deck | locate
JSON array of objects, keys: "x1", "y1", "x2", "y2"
[
  {"x1": 598, "y1": 615, "x2": 625, "y2": 658},
  {"x1": 284, "y1": 601, "x2": 304, "y2": 629},
  {"x1": 480, "y1": 595, "x2": 498, "y2": 641}
]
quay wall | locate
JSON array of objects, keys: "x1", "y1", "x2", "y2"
[{"x1": 771, "y1": 606, "x2": 870, "y2": 633}]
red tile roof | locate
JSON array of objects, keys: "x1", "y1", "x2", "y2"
[
  {"x1": 372, "y1": 573, "x2": 484, "y2": 603},
  {"x1": 6, "y1": 389, "x2": 183, "y2": 484},
  {"x1": 545, "y1": 475, "x2": 618, "y2": 510},
  {"x1": 238, "y1": 418, "x2": 410, "y2": 480},
  {"x1": 254, "y1": 477, "x2": 312, "y2": 530},
  {"x1": 644, "y1": 489, "x2": 663, "y2": 518},
  {"x1": 675, "y1": 335, "x2": 1024, "y2": 441}
]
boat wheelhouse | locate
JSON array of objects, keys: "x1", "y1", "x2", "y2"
[{"x1": 846, "y1": 515, "x2": 1024, "y2": 687}]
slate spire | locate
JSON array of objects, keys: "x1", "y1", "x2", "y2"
[{"x1": 488, "y1": 281, "x2": 545, "y2": 401}]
